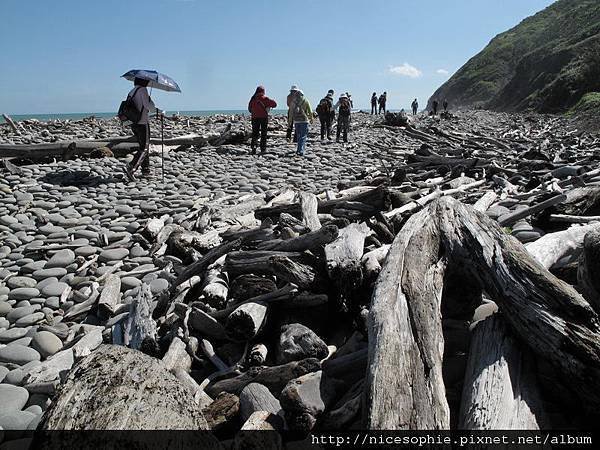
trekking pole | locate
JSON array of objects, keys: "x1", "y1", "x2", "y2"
[{"x1": 161, "y1": 112, "x2": 165, "y2": 183}]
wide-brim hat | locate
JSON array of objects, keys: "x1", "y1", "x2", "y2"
[{"x1": 290, "y1": 85, "x2": 299, "y2": 91}]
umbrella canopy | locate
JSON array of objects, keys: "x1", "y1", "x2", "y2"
[{"x1": 121, "y1": 69, "x2": 181, "y2": 92}]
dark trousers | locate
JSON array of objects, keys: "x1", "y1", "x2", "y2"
[
  {"x1": 337, "y1": 115, "x2": 350, "y2": 142},
  {"x1": 412, "y1": 107, "x2": 418, "y2": 115},
  {"x1": 371, "y1": 103, "x2": 377, "y2": 115},
  {"x1": 319, "y1": 115, "x2": 332, "y2": 139},
  {"x1": 251, "y1": 117, "x2": 268, "y2": 152},
  {"x1": 130, "y1": 123, "x2": 150, "y2": 173},
  {"x1": 379, "y1": 104, "x2": 386, "y2": 114}
]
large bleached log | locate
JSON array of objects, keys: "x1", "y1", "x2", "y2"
[
  {"x1": 366, "y1": 197, "x2": 600, "y2": 430},
  {"x1": 123, "y1": 284, "x2": 156, "y2": 350},
  {"x1": 299, "y1": 192, "x2": 321, "y2": 231},
  {"x1": 239, "y1": 383, "x2": 283, "y2": 423},
  {"x1": 578, "y1": 227, "x2": 600, "y2": 312},
  {"x1": 97, "y1": 273, "x2": 121, "y2": 318},
  {"x1": 41, "y1": 345, "x2": 213, "y2": 431},
  {"x1": 225, "y1": 301, "x2": 268, "y2": 342},
  {"x1": 525, "y1": 223, "x2": 600, "y2": 269},
  {"x1": 324, "y1": 222, "x2": 370, "y2": 305},
  {"x1": 459, "y1": 313, "x2": 545, "y2": 429}
]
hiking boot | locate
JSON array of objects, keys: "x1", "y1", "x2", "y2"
[{"x1": 124, "y1": 165, "x2": 136, "y2": 181}]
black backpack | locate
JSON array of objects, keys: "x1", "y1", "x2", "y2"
[
  {"x1": 118, "y1": 87, "x2": 142, "y2": 123},
  {"x1": 316, "y1": 98, "x2": 331, "y2": 116},
  {"x1": 339, "y1": 100, "x2": 351, "y2": 117}
]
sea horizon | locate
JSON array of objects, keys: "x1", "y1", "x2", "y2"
[{"x1": 1, "y1": 108, "x2": 410, "y2": 124}]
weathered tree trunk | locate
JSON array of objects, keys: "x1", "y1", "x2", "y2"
[
  {"x1": 299, "y1": 192, "x2": 321, "y2": 231},
  {"x1": 578, "y1": 227, "x2": 600, "y2": 312},
  {"x1": 123, "y1": 283, "x2": 156, "y2": 350},
  {"x1": 366, "y1": 197, "x2": 600, "y2": 430},
  {"x1": 459, "y1": 313, "x2": 546, "y2": 429},
  {"x1": 257, "y1": 224, "x2": 338, "y2": 252},
  {"x1": 239, "y1": 383, "x2": 283, "y2": 423},
  {"x1": 325, "y1": 222, "x2": 370, "y2": 307},
  {"x1": 41, "y1": 345, "x2": 213, "y2": 431}
]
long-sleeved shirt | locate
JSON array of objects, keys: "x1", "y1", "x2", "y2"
[
  {"x1": 128, "y1": 86, "x2": 156, "y2": 125},
  {"x1": 288, "y1": 95, "x2": 312, "y2": 125}
]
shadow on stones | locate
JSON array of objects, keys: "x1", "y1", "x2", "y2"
[{"x1": 39, "y1": 170, "x2": 116, "y2": 187}]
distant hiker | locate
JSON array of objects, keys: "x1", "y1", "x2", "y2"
[
  {"x1": 316, "y1": 90, "x2": 335, "y2": 140},
  {"x1": 346, "y1": 93, "x2": 354, "y2": 109},
  {"x1": 124, "y1": 77, "x2": 161, "y2": 180},
  {"x1": 432, "y1": 99, "x2": 439, "y2": 115},
  {"x1": 287, "y1": 88, "x2": 313, "y2": 156},
  {"x1": 286, "y1": 85, "x2": 299, "y2": 142},
  {"x1": 411, "y1": 98, "x2": 418, "y2": 116},
  {"x1": 248, "y1": 85, "x2": 277, "y2": 154},
  {"x1": 334, "y1": 93, "x2": 352, "y2": 143},
  {"x1": 443, "y1": 99, "x2": 449, "y2": 112},
  {"x1": 378, "y1": 92, "x2": 387, "y2": 114},
  {"x1": 371, "y1": 92, "x2": 377, "y2": 115}
]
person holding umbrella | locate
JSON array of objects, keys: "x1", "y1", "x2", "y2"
[
  {"x1": 125, "y1": 77, "x2": 160, "y2": 180},
  {"x1": 119, "y1": 69, "x2": 181, "y2": 181}
]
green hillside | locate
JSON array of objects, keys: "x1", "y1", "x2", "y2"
[{"x1": 429, "y1": 0, "x2": 600, "y2": 113}]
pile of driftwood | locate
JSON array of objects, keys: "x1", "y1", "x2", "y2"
[
  {"x1": 37, "y1": 117, "x2": 600, "y2": 441},
  {"x1": 0, "y1": 114, "x2": 252, "y2": 162}
]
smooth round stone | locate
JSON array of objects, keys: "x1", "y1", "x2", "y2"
[
  {"x1": 0, "y1": 327, "x2": 29, "y2": 343},
  {"x1": 44, "y1": 297, "x2": 60, "y2": 309},
  {"x1": 10, "y1": 336, "x2": 32, "y2": 347},
  {"x1": 129, "y1": 245, "x2": 147, "y2": 258},
  {"x1": 25, "y1": 405, "x2": 43, "y2": 415},
  {"x1": 0, "y1": 410, "x2": 37, "y2": 437},
  {"x1": 45, "y1": 249, "x2": 76, "y2": 268},
  {"x1": 31, "y1": 331, "x2": 63, "y2": 358},
  {"x1": 74, "y1": 246, "x2": 98, "y2": 257},
  {"x1": 7, "y1": 288, "x2": 40, "y2": 301},
  {"x1": 0, "y1": 385, "x2": 29, "y2": 412},
  {"x1": 15, "y1": 312, "x2": 45, "y2": 327},
  {"x1": 98, "y1": 248, "x2": 129, "y2": 263},
  {"x1": 0, "y1": 345, "x2": 41, "y2": 365},
  {"x1": 6, "y1": 277, "x2": 37, "y2": 289},
  {"x1": 32, "y1": 268, "x2": 67, "y2": 281},
  {"x1": 0, "y1": 365, "x2": 8, "y2": 382},
  {"x1": 21, "y1": 261, "x2": 46, "y2": 274},
  {"x1": 0, "y1": 301, "x2": 12, "y2": 316},
  {"x1": 6, "y1": 306, "x2": 38, "y2": 323},
  {"x1": 41, "y1": 281, "x2": 69, "y2": 297},
  {"x1": 0, "y1": 286, "x2": 9, "y2": 296},
  {"x1": 36, "y1": 277, "x2": 58, "y2": 291},
  {"x1": 38, "y1": 224, "x2": 64, "y2": 235},
  {"x1": 0, "y1": 317, "x2": 9, "y2": 329},
  {"x1": 29, "y1": 297, "x2": 46, "y2": 306},
  {"x1": 121, "y1": 276, "x2": 142, "y2": 291},
  {"x1": 149, "y1": 278, "x2": 169, "y2": 295}
]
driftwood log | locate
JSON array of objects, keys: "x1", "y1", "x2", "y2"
[{"x1": 366, "y1": 196, "x2": 600, "y2": 429}]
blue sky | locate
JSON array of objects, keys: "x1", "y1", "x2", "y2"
[{"x1": 0, "y1": 0, "x2": 556, "y2": 114}]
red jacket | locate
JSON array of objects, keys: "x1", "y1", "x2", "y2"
[{"x1": 248, "y1": 93, "x2": 277, "y2": 119}]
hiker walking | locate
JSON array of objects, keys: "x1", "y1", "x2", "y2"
[
  {"x1": 411, "y1": 98, "x2": 419, "y2": 116},
  {"x1": 378, "y1": 92, "x2": 387, "y2": 115},
  {"x1": 371, "y1": 92, "x2": 377, "y2": 114},
  {"x1": 248, "y1": 85, "x2": 277, "y2": 154},
  {"x1": 287, "y1": 87, "x2": 313, "y2": 156},
  {"x1": 432, "y1": 99, "x2": 439, "y2": 115},
  {"x1": 316, "y1": 90, "x2": 335, "y2": 140},
  {"x1": 334, "y1": 93, "x2": 352, "y2": 143},
  {"x1": 124, "y1": 78, "x2": 161, "y2": 180},
  {"x1": 286, "y1": 85, "x2": 299, "y2": 142},
  {"x1": 443, "y1": 99, "x2": 449, "y2": 112}
]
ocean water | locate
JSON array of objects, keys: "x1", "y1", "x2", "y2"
[{"x1": 1, "y1": 108, "x2": 408, "y2": 124}]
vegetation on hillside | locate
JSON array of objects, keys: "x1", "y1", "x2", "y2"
[{"x1": 429, "y1": 0, "x2": 600, "y2": 114}]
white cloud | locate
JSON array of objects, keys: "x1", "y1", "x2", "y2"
[
  {"x1": 389, "y1": 63, "x2": 422, "y2": 79},
  {"x1": 436, "y1": 69, "x2": 449, "y2": 75}
]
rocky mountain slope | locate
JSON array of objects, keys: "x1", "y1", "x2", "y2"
[{"x1": 429, "y1": 0, "x2": 600, "y2": 113}]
